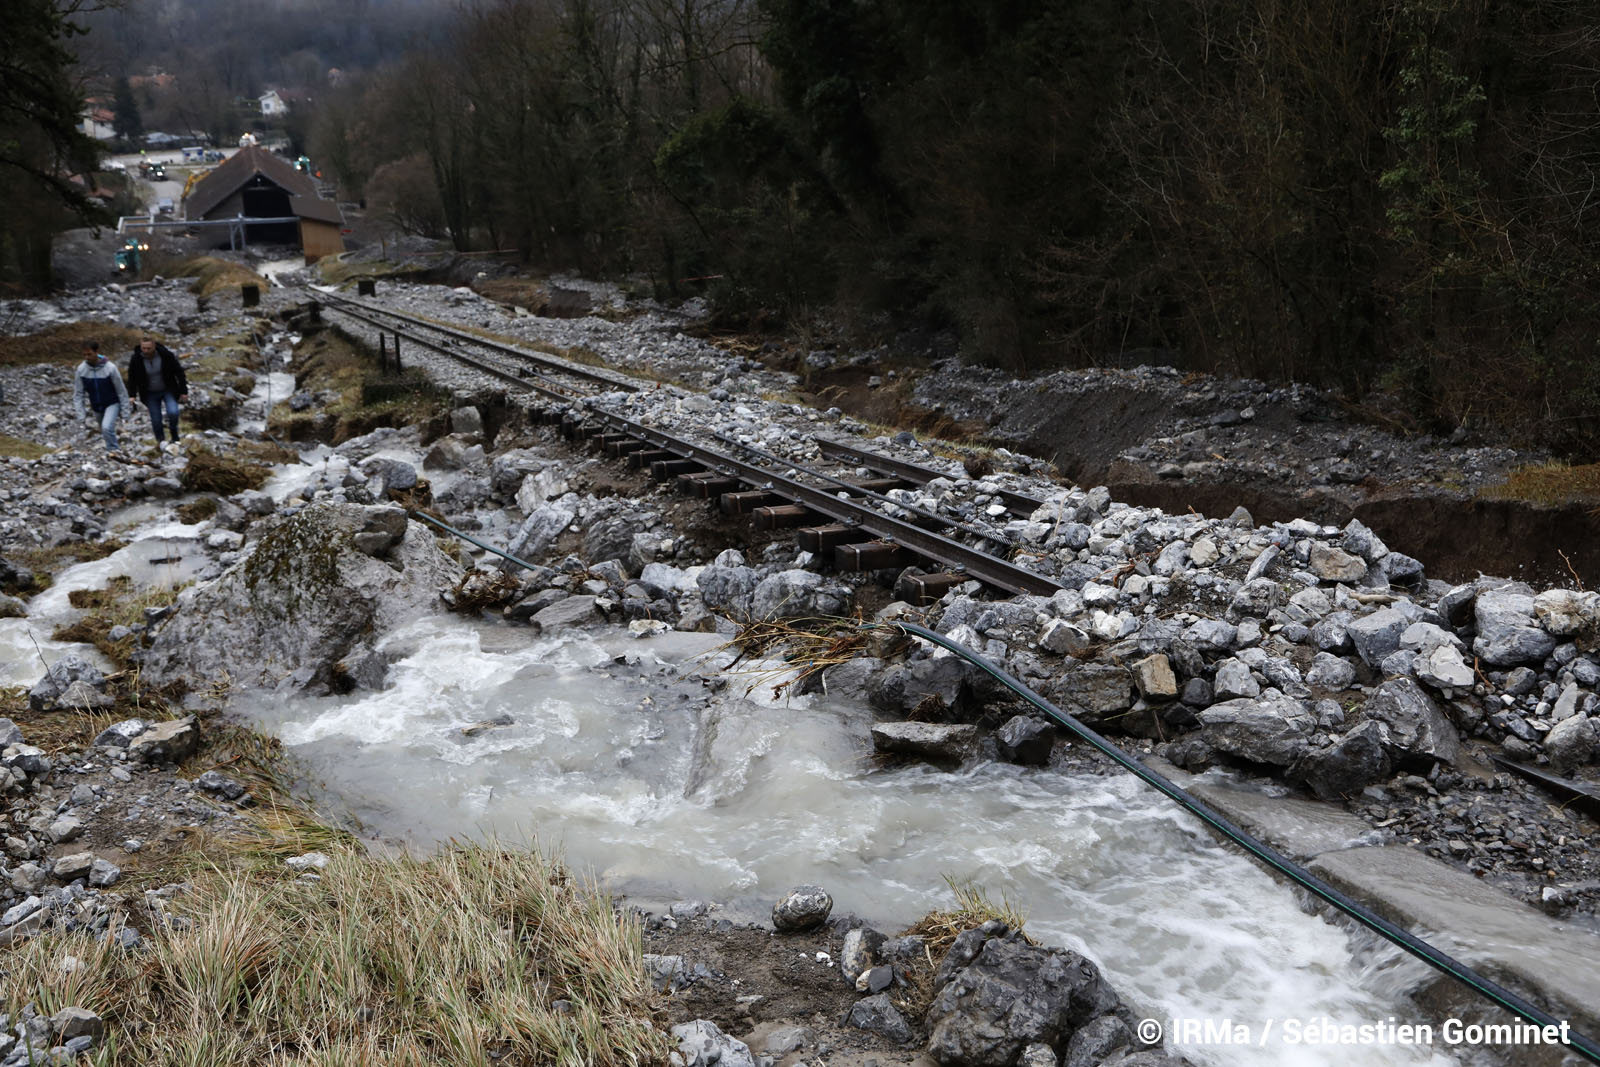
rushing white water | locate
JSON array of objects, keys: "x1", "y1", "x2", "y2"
[
  {"x1": 240, "y1": 614, "x2": 1461, "y2": 1067},
  {"x1": 257, "y1": 258, "x2": 306, "y2": 286},
  {"x1": 237, "y1": 371, "x2": 298, "y2": 435},
  {"x1": 0, "y1": 522, "x2": 206, "y2": 687}
]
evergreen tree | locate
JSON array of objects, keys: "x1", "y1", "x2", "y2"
[
  {"x1": 0, "y1": 0, "x2": 108, "y2": 286},
  {"x1": 112, "y1": 74, "x2": 142, "y2": 143}
]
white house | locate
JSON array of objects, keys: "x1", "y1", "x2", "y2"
[
  {"x1": 259, "y1": 90, "x2": 288, "y2": 117},
  {"x1": 80, "y1": 108, "x2": 116, "y2": 140}
]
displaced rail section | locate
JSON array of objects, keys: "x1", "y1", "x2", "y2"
[
  {"x1": 321, "y1": 293, "x2": 638, "y2": 401},
  {"x1": 319, "y1": 293, "x2": 1064, "y2": 599}
]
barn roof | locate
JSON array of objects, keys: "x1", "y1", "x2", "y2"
[{"x1": 184, "y1": 145, "x2": 330, "y2": 222}]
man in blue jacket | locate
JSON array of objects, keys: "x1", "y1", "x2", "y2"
[
  {"x1": 72, "y1": 340, "x2": 130, "y2": 452},
  {"x1": 126, "y1": 336, "x2": 189, "y2": 449}
]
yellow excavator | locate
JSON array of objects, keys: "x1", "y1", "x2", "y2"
[{"x1": 181, "y1": 167, "x2": 210, "y2": 200}]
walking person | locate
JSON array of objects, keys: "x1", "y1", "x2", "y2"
[
  {"x1": 72, "y1": 340, "x2": 130, "y2": 453},
  {"x1": 126, "y1": 336, "x2": 188, "y2": 451}
]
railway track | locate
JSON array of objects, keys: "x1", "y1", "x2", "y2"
[
  {"x1": 320, "y1": 292, "x2": 639, "y2": 400},
  {"x1": 813, "y1": 436, "x2": 1049, "y2": 518},
  {"x1": 318, "y1": 292, "x2": 1062, "y2": 599}
]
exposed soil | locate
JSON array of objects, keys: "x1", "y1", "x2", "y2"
[{"x1": 648, "y1": 916, "x2": 932, "y2": 1067}]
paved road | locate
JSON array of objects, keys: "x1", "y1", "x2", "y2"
[{"x1": 106, "y1": 148, "x2": 241, "y2": 214}]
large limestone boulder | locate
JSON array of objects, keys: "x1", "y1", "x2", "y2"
[
  {"x1": 141, "y1": 504, "x2": 462, "y2": 692},
  {"x1": 1198, "y1": 693, "x2": 1315, "y2": 767},
  {"x1": 1473, "y1": 589, "x2": 1557, "y2": 666},
  {"x1": 1360, "y1": 678, "x2": 1459, "y2": 766}
]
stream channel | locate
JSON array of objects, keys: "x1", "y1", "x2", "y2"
[{"x1": 7, "y1": 429, "x2": 1480, "y2": 1067}]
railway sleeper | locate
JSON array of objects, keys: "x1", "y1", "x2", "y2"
[
  {"x1": 836, "y1": 542, "x2": 914, "y2": 572},
  {"x1": 678, "y1": 473, "x2": 743, "y2": 498},
  {"x1": 753, "y1": 504, "x2": 819, "y2": 529},
  {"x1": 650, "y1": 459, "x2": 703, "y2": 480},
  {"x1": 797, "y1": 524, "x2": 854, "y2": 553},
  {"x1": 605, "y1": 438, "x2": 650, "y2": 459},
  {"x1": 628, "y1": 448, "x2": 676, "y2": 470},
  {"x1": 720, "y1": 490, "x2": 785, "y2": 514},
  {"x1": 896, "y1": 571, "x2": 968, "y2": 605}
]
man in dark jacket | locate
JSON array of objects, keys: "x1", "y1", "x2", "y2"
[{"x1": 126, "y1": 337, "x2": 189, "y2": 448}]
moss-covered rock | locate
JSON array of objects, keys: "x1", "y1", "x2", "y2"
[{"x1": 141, "y1": 503, "x2": 463, "y2": 693}]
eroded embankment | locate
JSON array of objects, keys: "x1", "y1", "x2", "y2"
[{"x1": 901, "y1": 360, "x2": 1596, "y2": 589}]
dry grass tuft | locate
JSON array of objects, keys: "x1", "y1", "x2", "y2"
[
  {"x1": 0, "y1": 433, "x2": 52, "y2": 460},
  {"x1": 167, "y1": 257, "x2": 267, "y2": 299},
  {"x1": 719, "y1": 615, "x2": 873, "y2": 699},
  {"x1": 3, "y1": 538, "x2": 128, "y2": 595},
  {"x1": 0, "y1": 840, "x2": 673, "y2": 1067},
  {"x1": 0, "y1": 322, "x2": 148, "y2": 368},
  {"x1": 174, "y1": 496, "x2": 219, "y2": 524},
  {"x1": 52, "y1": 576, "x2": 189, "y2": 668},
  {"x1": 1477, "y1": 462, "x2": 1600, "y2": 507},
  {"x1": 893, "y1": 878, "x2": 1033, "y2": 1020},
  {"x1": 181, "y1": 445, "x2": 277, "y2": 495}
]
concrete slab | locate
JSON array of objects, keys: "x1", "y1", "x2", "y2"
[
  {"x1": 1139, "y1": 755, "x2": 1600, "y2": 1059},
  {"x1": 1143, "y1": 756, "x2": 1383, "y2": 860},
  {"x1": 1310, "y1": 845, "x2": 1600, "y2": 1045}
]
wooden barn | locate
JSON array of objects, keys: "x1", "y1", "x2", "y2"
[{"x1": 183, "y1": 146, "x2": 345, "y2": 263}]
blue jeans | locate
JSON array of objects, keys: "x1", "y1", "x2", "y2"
[
  {"x1": 95, "y1": 404, "x2": 123, "y2": 451},
  {"x1": 143, "y1": 391, "x2": 180, "y2": 441}
]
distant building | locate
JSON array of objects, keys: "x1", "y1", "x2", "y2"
[
  {"x1": 80, "y1": 106, "x2": 115, "y2": 140},
  {"x1": 259, "y1": 90, "x2": 287, "y2": 117},
  {"x1": 183, "y1": 145, "x2": 345, "y2": 263},
  {"x1": 129, "y1": 72, "x2": 175, "y2": 91}
]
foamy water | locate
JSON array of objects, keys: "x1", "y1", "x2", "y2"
[
  {"x1": 239, "y1": 615, "x2": 1463, "y2": 1067},
  {"x1": 0, "y1": 523, "x2": 206, "y2": 687}
]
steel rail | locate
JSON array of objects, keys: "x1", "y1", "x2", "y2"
[
  {"x1": 713, "y1": 432, "x2": 1018, "y2": 552},
  {"x1": 814, "y1": 437, "x2": 1049, "y2": 517},
  {"x1": 320, "y1": 293, "x2": 640, "y2": 394},
  {"x1": 578, "y1": 403, "x2": 1062, "y2": 596},
  {"x1": 321, "y1": 299, "x2": 582, "y2": 405},
  {"x1": 318, "y1": 294, "x2": 1059, "y2": 595}
]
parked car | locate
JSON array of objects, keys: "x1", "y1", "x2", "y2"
[{"x1": 156, "y1": 198, "x2": 175, "y2": 216}]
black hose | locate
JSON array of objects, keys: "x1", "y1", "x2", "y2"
[
  {"x1": 408, "y1": 510, "x2": 543, "y2": 574},
  {"x1": 885, "y1": 619, "x2": 1600, "y2": 1063}
]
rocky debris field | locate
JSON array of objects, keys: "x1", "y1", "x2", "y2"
[
  {"x1": 645, "y1": 889, "x2": 1187, "y2": 1067},
  {"x1": 3, "y1": 272, "x2": 1599, "y2": 1065}
]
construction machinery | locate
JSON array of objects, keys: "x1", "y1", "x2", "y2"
[{"x1": 114, "y1": 237, "x2": 149, "y2": 274}]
